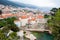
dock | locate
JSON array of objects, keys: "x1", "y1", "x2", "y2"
[{"x1": 25, "y1": 29, "x2": 52, "y2": 34}]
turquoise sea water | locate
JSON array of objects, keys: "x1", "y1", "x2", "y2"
[{"x1": 32, "y1": 32, "x2": 54, "y2": 40}]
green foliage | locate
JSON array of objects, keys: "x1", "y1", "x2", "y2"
[
  {"x1": 50, "y1": 8, "x2": 58, "y2": 16},
  {"x1": 44, "y1": 14, "x2": 49, "y2": 18},
  {"x1": 0, "y1": 17, "x2": 19, "y2": 32},
  {"x1": 50, "y1": 8, "x2": 58, "y2": 12},
  {"x1": 9, "y1": 32, "x2": 17, "y2": 38},
  {"x1": 47, "y1": 8, "x2": 60, "y2": 40},
  {"x1": 2, "y1": 27, "x2": 10, "y2": 33},
  {"x1": 10, "y1": 24, "x2": 19, "y2": 32},
  {"x1": 0, "y1": 30, "x2": 10, "y2": 40},
  {"x1": 0, "y1": 30, "x2": 20, "y2": 40},
  {"x1": 0, "y1": 17, "x2": 19, "y2": 40},
  {"x1": 9, "y1": 32, "x2": 20, "y2": 40}
]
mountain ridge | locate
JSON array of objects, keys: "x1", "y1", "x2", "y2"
[{"x1": 0, "y1": 0, "x2": 52, "y2": 12}]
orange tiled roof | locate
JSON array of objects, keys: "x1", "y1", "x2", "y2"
[
  {"x1": 31, "y1": 17, "x2": 36, "y2": 21},
  {"x1": 5, "y1": 13, "x2": 12, "y2": 16},
  {"x1": 2, "y1": 15, "x2": 7, "y2": 18},
  {"x1": 37, "y1": 15, "x2": 44, "y2": 19},
  {"x1": 28, "y1": 17, "x2": 36, "y2": 21},
  {"x1": 21, "y1": 15, "x2": 28, "y2": 19}
]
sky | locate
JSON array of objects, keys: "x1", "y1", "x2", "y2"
[{"x1": 8, "y1": 0, "x2": 60, "y2": 8}]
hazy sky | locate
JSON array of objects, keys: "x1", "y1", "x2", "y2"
[{"x1": 8, "y1": 0, "x2": 60, "y2": 7}]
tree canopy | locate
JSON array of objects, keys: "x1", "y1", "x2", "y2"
[
  {"x1": 47, "y1": 8, "x2": 60, "y2": 40},
  {"x1": 0, "y1": 17, "x2": 20, "y2": 40}
]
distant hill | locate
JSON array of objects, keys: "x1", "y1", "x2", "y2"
[
  {"x1": 0, "y1": 0, "x2": 39, "y2": 8},
  {"x1": 0, "y1": 0, "x2": 52, "y2": 12},
  {"x1": 0, "y1": 0, "x2": 25, "y2": 7}
]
